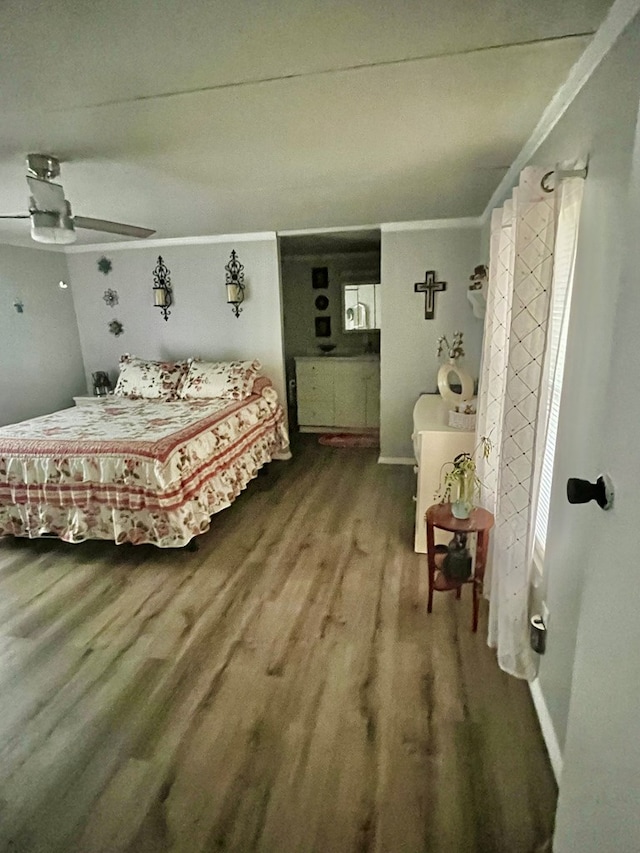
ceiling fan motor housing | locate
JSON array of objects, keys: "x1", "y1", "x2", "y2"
[{"x1": 26, "y1": 153, "x2": 61, "y2": 181}]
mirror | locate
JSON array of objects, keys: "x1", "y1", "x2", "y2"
[{"x1": 343, "y1": 283, "x2": 380, "y2": 332}]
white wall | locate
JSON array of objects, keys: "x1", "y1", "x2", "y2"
[
  {"x1": 379, "y1": 224, "x2": 482, "y2": 460},
  {"x1": 66, "y1": 237, "x2": 287, "y2": 407},
  {"x1": 502, "y1": 16, "x2": 640, "y2": 759},
  {"x1": 553, "y1": 85, "x2": 640, "y2": 853},
  {"x1": 478, "y1": 12, "x2": 640, "y2": 849},
  {"x1": 0, "y1": 245, "x2": 85, "y2": 426}
]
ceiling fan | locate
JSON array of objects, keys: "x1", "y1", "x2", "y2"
[{"x1": 0, "y1": 154, "x2": 155, "y2": 244}]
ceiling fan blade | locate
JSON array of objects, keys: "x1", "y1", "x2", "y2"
[
  {"x1": 0, "y1": 214, "x2": 30, "y2": 219},
  {"x1": 74, "y1": 216, "x2": 155, "y2": 238}
]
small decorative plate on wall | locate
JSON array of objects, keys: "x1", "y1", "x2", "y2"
[
  {"x1": 98, "y1": 256, "x2": 113, "y2": 275},
  {"x1": 103, "y1": 288, "x2": 119, "y2": 307},
  {"x1": 315, "y1": 295, "x2": 329, "y2": 311}
]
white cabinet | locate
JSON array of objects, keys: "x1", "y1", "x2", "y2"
[
  {"x1": 413, "y1": 395, "x2": 475, "y2": 553},
  {"x1": 295, "y1": 360, "x2": 335, "y2": 426},
  {"x1": 296, "y1": 357, "x2": 380, "y2": 431}
]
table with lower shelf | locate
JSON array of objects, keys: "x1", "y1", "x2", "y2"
[{"x1": 426, "y1": 502, "x2": 495, "y2": 632}]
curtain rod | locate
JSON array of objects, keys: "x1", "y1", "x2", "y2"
[{"x1": 540, "y1": 166, "x2": 588, "y2": 193}]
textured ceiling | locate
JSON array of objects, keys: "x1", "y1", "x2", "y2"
[{"x1": 0, "y1": 0, "x2": 614, "y2": 246}]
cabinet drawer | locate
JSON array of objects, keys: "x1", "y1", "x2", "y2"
[{"x1": 297, "y1": 381, "x2": 333, "y2": 402}]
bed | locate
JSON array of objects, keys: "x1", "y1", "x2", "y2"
[{"x1": 0, "y1": 357, "x2": 290, "y2": 548}]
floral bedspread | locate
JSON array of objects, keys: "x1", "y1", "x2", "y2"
[{"x1": 0, "y1": 385, "x2": 289, "y2": 548}]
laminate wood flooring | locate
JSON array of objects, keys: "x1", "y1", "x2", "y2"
[{"x1": 0, "y1": 436, "x2": 557, "y2": 853}]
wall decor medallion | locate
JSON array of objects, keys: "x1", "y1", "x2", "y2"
[
  {"x1": 97, "y1": 256, "x2": 113, "y2": 275},
  {"x1": 108, "y1": 319, "x2": 124, "y2": 337},
  {"x1": 414, "y1": 270, "x2": 447, "y2": 320},
  {"x1": 315, "y1": 295, "x2": 329, "y2": 311},
  {"x1": 103, "y1": 288, "x2": 119, "y2": 307}
]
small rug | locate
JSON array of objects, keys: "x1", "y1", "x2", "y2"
[{"x1": 318, "y1": 433, "x2": 379, "y2": 448}]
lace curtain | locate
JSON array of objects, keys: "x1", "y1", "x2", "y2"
[{"x1": 476, "y1": 165, "x2": 584, "y2": 679}]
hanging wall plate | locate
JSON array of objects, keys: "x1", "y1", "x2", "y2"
[{"x1": 98, "y1": 256, "x2": 112, "y2": 275}]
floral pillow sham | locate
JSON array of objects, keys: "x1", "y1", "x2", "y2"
[
  {"x1": 178, "y1": 359, "x2": 262, "y2": 401},
  {"x1": 113, "y1": 354, "x2": 189, "y2": 400}
]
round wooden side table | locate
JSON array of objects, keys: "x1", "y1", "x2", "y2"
[{"x1": 425, "y1": 502, "x2": 495, "y2": 632}]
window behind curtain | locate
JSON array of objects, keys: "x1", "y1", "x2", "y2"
[{"x1": 533, "y1": 179, "x2": 584, "y2": 562}]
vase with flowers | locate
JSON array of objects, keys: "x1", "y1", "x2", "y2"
[{"x1": 436, "y1": 435, "x2": 492, "y2": 519}]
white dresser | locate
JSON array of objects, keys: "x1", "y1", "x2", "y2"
[
  {"x1": 412, "y1": 394, "x2": 475, "y2": 553},
  {"x1": 295, "y1": 356, "x2": 380, "y2": 431}
]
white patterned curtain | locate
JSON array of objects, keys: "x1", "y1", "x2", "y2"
[{"x1": 476, "y1": 165, "x2": 584, "y2": 680}]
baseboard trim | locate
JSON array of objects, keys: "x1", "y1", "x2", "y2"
[
  {"x1": 378, "y1": 456, "x2": 415, "y2": 466},
  {"x1": 529, "y1": 677, "x2": 563, "y2": 784}
]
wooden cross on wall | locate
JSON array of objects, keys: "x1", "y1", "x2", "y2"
[{"x1": 414, "y1": 270, "x2": 447, "y2": 319}]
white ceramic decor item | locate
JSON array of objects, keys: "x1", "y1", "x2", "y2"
[{"x1": 437, "y1": 359, "x2": 474, "y2": 406}]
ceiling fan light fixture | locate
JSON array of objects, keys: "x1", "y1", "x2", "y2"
[{"x1": 30, "y1": 205, "x2": 77, "y2": 245}]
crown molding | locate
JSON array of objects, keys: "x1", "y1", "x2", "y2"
[
  {"x1": 278, "y1": 224, "x2": 380, "y2": 237},
  {"x1": 482, "y1": 0, "x2": 640, "y2": 221},
  {"x1": 381, "y1": 217, "x2": 481, "y2": 232},
  {"x1": 64, "y1": 231, "x2": 277, "y2": 254},
  {"x1": 0, "y1": 238, "x2": 66, "y2": 253}
]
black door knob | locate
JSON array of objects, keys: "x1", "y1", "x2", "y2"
[{"x1": 566, "y1": 475, "x2": 613, "y2": 510}]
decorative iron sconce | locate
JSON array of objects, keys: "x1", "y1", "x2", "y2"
[
  {"x1": 225, "y1": 249, "x2": 245, "y2": 318},
  {"x1": 152, "y1": 255, "x2": 172, "y2": 321}
]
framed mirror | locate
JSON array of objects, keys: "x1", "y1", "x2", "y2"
[{"x1": 343, "y1": 283, "x2": 380, "y2": 332}]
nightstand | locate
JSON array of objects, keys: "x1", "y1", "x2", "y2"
[{"x1": 426, "y1": 502, "x2": 494, "y2": 632}]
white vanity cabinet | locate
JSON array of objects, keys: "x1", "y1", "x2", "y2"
[
  {"x1": 296, "y1": 357, "x2": 380, "y2": 431},
  {"x1": 413, "y1": 394, "x2": 475, "y2": 553}
]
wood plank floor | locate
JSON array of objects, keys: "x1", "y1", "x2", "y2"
[{"x1": 0, "y1": 435, "x2": 557, "y2": 853}]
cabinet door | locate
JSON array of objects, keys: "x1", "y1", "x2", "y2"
[
  {"x1": 297, "y1": 400, "x2": 335, "y2": 426},
  {"x1": 296, "y1": 361, "x2": 334, "y2": 402},
  {"x1": 334, "y1": 363, "x2": 367, "y2": 427}
]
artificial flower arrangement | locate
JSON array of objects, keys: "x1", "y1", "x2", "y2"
[
  {"x1": 436, "y1": 435, "x2": 492, "y2": 519},
  {"x1": 436, "y1": 330, "x2": 464, "y2": 361}
]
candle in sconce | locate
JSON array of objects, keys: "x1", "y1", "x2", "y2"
[
  {"x1": 154, "y1": 287, "x2": 167, "y2": 307},
  {"x1": 227, "y1": 283, "x2": 241, "y2": 304}
]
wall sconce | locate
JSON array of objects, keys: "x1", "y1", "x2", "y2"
[
  {"x1": 152, "y1": 255, "x2": 172, "y2": 321},
  {"x1": 225, "y1": 249, "x2": 245, "y2": 318}
]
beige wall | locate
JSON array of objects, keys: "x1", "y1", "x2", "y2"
[
  {"x1": 507, "y1": 16, "x2": 640, "y2": 758},
  {"x1": 479, "y1": 13, "x2": 640, "y2": 851},
  {"x1": 66, "y1": 237, "x2": 287, "y2": 409},
  {"x1": 0, "y1": 245, "x2": 85, "y2": 426},
  {"x1": 379, "y1": 224, "x2": 482, "y2": 460}
]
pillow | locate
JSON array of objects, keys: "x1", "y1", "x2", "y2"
[
  {"x1": 113, "y1": 354, "x2": 189, "y2": 400},
  {"x1": 178, "y1": 359, "x2": 262, "y2": 401}
]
